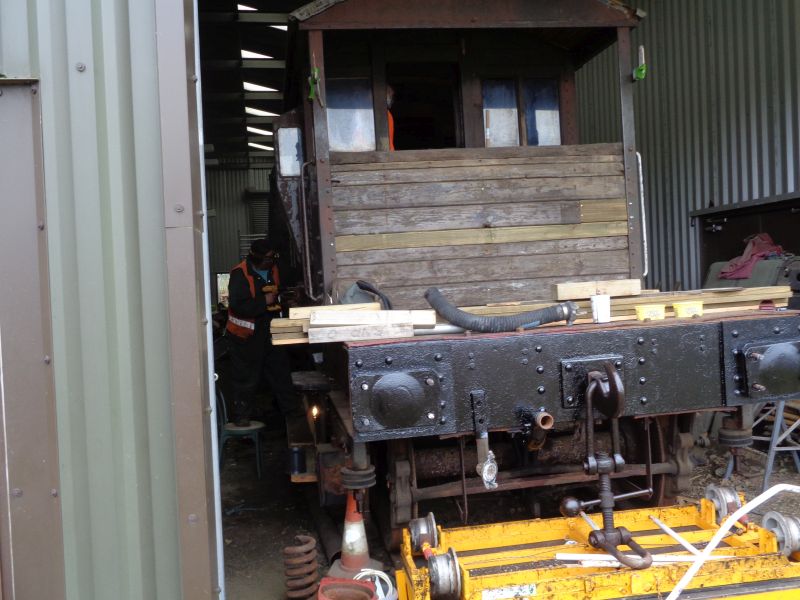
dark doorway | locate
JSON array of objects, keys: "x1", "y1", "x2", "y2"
[{"x1": 387, "y1": 63, "x2": 461, "y2": 150}]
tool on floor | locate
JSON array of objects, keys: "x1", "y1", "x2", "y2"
[{"x1": 284, "y1": 534, "x2": 320, "y2": 599}]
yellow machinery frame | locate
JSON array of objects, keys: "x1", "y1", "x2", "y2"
[{"x1": 396, "y1": 499, "x2": 800, "y2": 599}]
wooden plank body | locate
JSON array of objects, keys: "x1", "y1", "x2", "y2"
[{"x1": 331, "y1": 144, "x2": 632, "y2": 307}]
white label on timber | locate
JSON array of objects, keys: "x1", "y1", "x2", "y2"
[{"x1": 482, "y1": 584, "x2": 537, "y2": 600}]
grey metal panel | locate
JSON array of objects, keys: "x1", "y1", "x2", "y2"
[
  {"x1": 206, "y1": 168, "x2": 271, "y2": 276},
  {"x1": 0, "y1": 0, "x2": 208, "y2": 598},
  {"x1": 0, "y1": 80, "x2": 66, "y2": 600},
  {"x1": 578, "y1": 0, "x2": 800, "y2": 291}
]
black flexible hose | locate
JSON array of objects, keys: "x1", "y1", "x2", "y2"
[
  {"x1": 356, "y1": 280, "x2": 393, "y2": 310},
  {"x1": 424, "y1": 287, "x2": 578, "y2": 333}
]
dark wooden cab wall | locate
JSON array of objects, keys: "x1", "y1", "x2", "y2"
[{"x1": 276, "y1": 0, "x2": 644, "y2": 306}]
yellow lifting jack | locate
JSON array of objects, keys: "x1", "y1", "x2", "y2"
[{"x1": 395, "y1": 486, "x2": 800, "y2": 600}]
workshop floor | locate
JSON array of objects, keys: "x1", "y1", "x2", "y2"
[{"x1": 221, "y1": 422, "x2": 326, "y2": 600}]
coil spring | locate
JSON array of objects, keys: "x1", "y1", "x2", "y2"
[{"x1": 283, "y1": 534, "x2": 319, "y2": 599}]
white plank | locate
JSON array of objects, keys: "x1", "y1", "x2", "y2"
[
  {"x1": 307, "y1": 323, "x2": 414, "y2": 344},
  {"x1": 551, "y1": 279, "x2": 642, "y2": 301},
  {"x1": 309, "y1": 309, "x2": 436, "y2": 328}
]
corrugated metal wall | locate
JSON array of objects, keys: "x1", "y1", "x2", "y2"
[
  {"x1": 206, "y1": 168, "x2": 271, "y2": 276},
  {"x1": 578, "y1": 0, "x2": 800, "y2": 289},
  {"x1": 0, "y1": 1, "x2": 183, "y2": 598}
]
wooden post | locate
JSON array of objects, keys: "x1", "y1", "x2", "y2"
[
  {"x1": 559, "y1": 69, "x2": 579, "y2": 145},
  {"x1": 617, "y1": 27, "x2": 644, "y2": 279},
  {"x1": 371, "y1": 36, "x2": 390, "y2": 151},
  {"x1": 308, "y1": 29, "x2": 337, "y2": 297}
]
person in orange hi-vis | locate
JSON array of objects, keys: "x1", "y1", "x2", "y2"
[{"x1": 386, "y1": 84, "x2": 396, "y2": 151}]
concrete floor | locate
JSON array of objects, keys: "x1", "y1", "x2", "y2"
[{"x1": 221, "y1": 425, "x2": 326, "y2": 600}]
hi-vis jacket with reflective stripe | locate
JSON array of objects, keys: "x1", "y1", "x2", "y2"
[{"x1": 226, "y1": 259, "x2": 279, "y2": 340}]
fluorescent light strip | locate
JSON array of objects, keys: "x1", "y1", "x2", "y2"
[
  {"x1": 241, "y1": 49, "x2": 273, "y2": 59},
  {"x1": 238, "y1": 4, "x2": 257, "y2": 11},
  {"x1": 249, "y1": 143, "x2": 274, "y2": 151},
  {"x1": 245, "y1": 106, "x2": 278, "y2": 117},
  {"x1": 243, "y1": 81, "x2": 278, "y2": 92},
  {"x1": 270, "y1": 25, "x2": 288, "y2": 31},
  {"x1": 247, "y1": 126, "x2": 273, "y2": 136}
]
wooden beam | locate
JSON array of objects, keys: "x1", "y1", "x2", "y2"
[
  {"x1": 551, "y1": 279, "x2": 642, "y2": 301},
  {"x1": 335, "y1": 221, "x2": 629, "y2": 252},
  {"x1": 289, "y1": 302, "x2": 381, "y2": 320},
  {"x1": 309, "y1": 310, "x2": 436, "y2": 327},
  {"x1": 308, "y1": 29, "x2": 337, "y2": 296},
  {"x1": 308, "y1": 323, "x2": 414, "y2": 344}
]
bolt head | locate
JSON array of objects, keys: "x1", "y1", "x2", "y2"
[
  {"x1": 535, "y1": 345, "x2": 543, "y2": 353},
  {"x1": 537, "y1": 385, "x2": 545, "y2": 394},
  {"x1": 614, "y1": 360, "x2": 623, "y2": 369},
  {"x1": 639, "y1": 377, "x2": 647, "y2": 384},
  {"x1": 637, "y1": 337, "x2": 645, "y2": 345},
  {"x1": 521, "y1": 358, "x2": 529, "y2": 365},
  {"x1": 536, "y1": 366, "x2": 544, "y2": 374},
  {"x1": 174, "y1": 204, "x2": 185, "y2": 213},
  {"x1": 566, "y1": 395, "x2": 574, "y2": 404},
  {"x1": 360, "y1": 383, "x2": 369, "y2": 391},
  {"x1": 732, "y1": 330, "x2": 739, "y2": 337},
  {"x1": 360, "y1": 417, "x2": 370, "y2": 427},
  {"x1": 565, "y1": 363, "x2": 573, "y2": 371},
  {"x1": 774, "y1": 327, "x2": 782, "y2": 334},
  {"x1": 355, "y1": 359, "x2": 363, "y2": 368},
  {"x1": 638, "y1": 357, "x2": 646, "y2": 364},
  {"x1": 76, "y1": 62, "x2": 86, "y2": 72},
  {"x1": 427, "y1": 412, "x2": 435, "y2": 420},
  {"x1": 434, "y1": 353, "x2": 443, "y2": 361},
  {"x1": 425, "y1": 377, "x2": 435, "y2": 386},
  {"x1": 385, "y1": 356, "x2": 393, "y2": 365},
  {"x1": 640, "y1": 396, "x2": 648, "y2": 404}
]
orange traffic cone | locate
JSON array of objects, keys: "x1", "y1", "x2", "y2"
[{"x1": 327, "y1": 491, "x2": 382, "y2": 578}]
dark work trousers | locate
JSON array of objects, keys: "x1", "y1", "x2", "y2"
[{"x1": 228, "y1": 335, "x2": 300, "y2": 421}]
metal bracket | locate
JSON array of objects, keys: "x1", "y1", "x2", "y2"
[{"x1": 561, "y1": 355, "x2": 623, "y2": 409}]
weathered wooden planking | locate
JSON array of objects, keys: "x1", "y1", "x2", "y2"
[
  {"x1": 309, "y1": 309, "x2": 436, "y2": 327},
  {"x1": 337, "y1": 249, "x2": 631, "y2": 288},
  {"x1": 331, "y1": 154, "x2": 621, "y2": 173},
  {"x1": 336, "y1": 236, "x2": 629, "y2": 266},
  {"x1": 307, "y1": 323, "x2": 415, "y2": 344},
  {"x1": 289, "y1": 302, "x2": 381, "y2": 319},
  {"x1": 335, "y1": 221, "x2": 629, "y2": 252},
  {"x1": 552, "y1": 278, "x2": 642, "y2": 301},
  {"x1": 332, "y1": 177, "x2": 626, "y2": 210},
  {"x1": 334, "y1": 200, "x2": 581, "y2": 235},
  {"x1": 580, "y1": 199, "x2": 628, "y2": 223},
  {"x1": 332, "y1": 161, "x2": 623, "y2": 186},
  {"x1": 330, "y1": 143, "x2": 624, "y2": 165}
]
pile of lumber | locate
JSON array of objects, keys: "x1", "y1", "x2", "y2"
[
  {"x1": 461, "y1": 285, "x2": 791, "y2": 321},
  {"x1": 271, "y1": 303, "x2": 436, "y2": 345},
  {"x1": 271, "y1": 284, "x2": 792, "y2": 345}
]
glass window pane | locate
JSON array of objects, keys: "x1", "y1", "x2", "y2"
[
  {"x1": 277, "y1": 127, "x2": 303, "y2": 176},
  {"x1": 482, "y1": 80, "x2": 520, "y2": 147},
  {"x1": 326, "y1": 78, "x2": 376, "y2": 152},
  {"x1": 522, "y1": 79, "x2": 561, "y2": 146}
]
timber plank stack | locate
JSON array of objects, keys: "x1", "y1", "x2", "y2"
[
  {"x1": 271, "y1": 284, "x2": 793, "y2": 345},
  {"x1": 329, "y1": 143, "x2": 631, "y2": 308}
]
